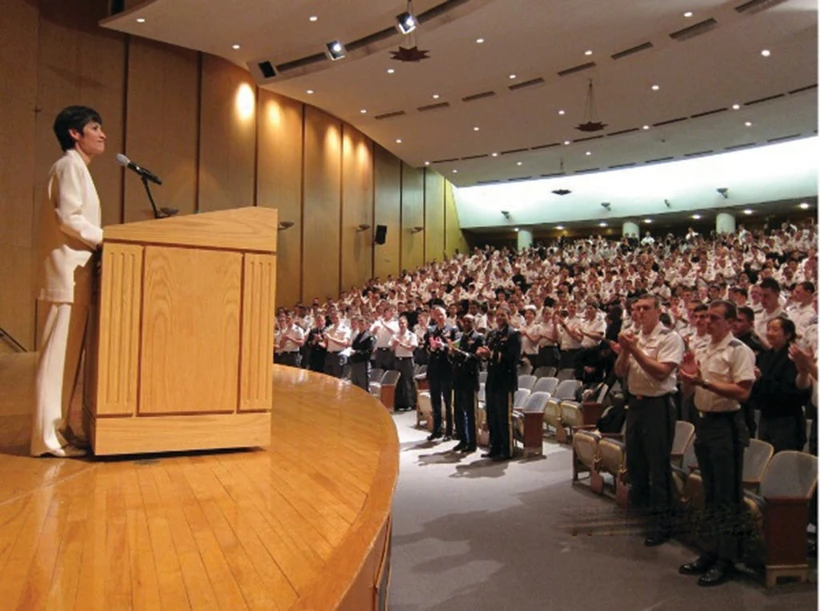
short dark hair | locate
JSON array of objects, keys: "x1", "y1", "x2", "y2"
[
  {"x1": 770, "y1": 316, "x2": 796, "y2": 343},
  {"x1": 693, "y1": 303, "x2": 708, "y2": 314},
  {"x1": 798, "y1": 281, "x2": 816, "y2": 294},
  {"x1": 759, "y1": 278, "x2": 781, "y2": 294},
  {"x1": 737, "y1": 306, "x2": 755, "y2": 323},
  {"x1": 709, "y1": 299, "x2": 737, "y2": 320},
  {"x1": 729, "y1": 286, "x2": 747, "y2": 298},
  {"x1": 53, "y1": 106, "x2": 102, "y2": 151}
]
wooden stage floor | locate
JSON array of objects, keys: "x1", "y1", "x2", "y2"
[{"x1": 0, "y1": 354, "x2": 398, "y2": 610}]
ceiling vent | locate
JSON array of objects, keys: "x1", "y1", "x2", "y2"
[
  {"x1": 611, "y1": 42, "x2": 654, "y2": 60},
  {"x1": 557, "y1": 62, "x2": 596, "y2": 77},
  {"x1": 508, "y1": 77, "x2": 545, "y2": 91},
  {"x1": 669, "y1": 18, "x2": 718, "y2": 41},
  {"x1": 744, "y1": 93, "x2": 785, "y2": 106},
  {"x1": 735, "y1": 0, "x2": 790, "y2": 14},
  {"x1": 683, "y1": 150, "x2": 713, "y2": 157},
  {"x1": 417, "y1": 102, "x2": 450, "y2": 112},
  {"x1": 462, "y1": 90, "x2": 496, "y2": 102},
  {"x1": 691, "y1": 107, "x2": 727, "y2": 118},
  {"x1": 652, "y1": 116, "x2": 688, "y2": 127},
  {"x1": 374, "y1": 110, "x2": 407, "y2": 120},
  {"x1": 767, "y1": 133, "x2": 802, "y2": 143},
  {"x1": 608, "y1": 127, "x2": 640, "y2": 136},
  {"x1": 789, "y1": 84, "x2": 817, "y2": 95},
  {"x1": 277, "y1": 53, "x2": 325, "y2": 73}
]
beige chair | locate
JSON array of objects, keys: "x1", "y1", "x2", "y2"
[
  {"x1": 517, "y1": 374, "x2": 537, "y2": 392},
  {"x1": 514, "y1": 391, "x2": 551, "y2": 457},
  {"x1": 416, "y1": 391, "x2": 432, "y2": 430},
  {"x1": 513, "y1": 388, "x2": 531, "y2": 410},
  {"x1": 368, "y1": 368, "x2": 385, "y2": 397},
  {"x1": 532, "y1": 376, "x2": 558, "y2": 395},
  {"x1": 597, "y1": 437, "x2": 629, "y2": 506},
  {"x1": 543, "y1": 398, "x2": 562, "y2": 435},
  {"x1": 670, "y1": 421, "x2": 695, "y2": 468},
  {"x1": 572, "y1": 428, "x2": 601, "y2": 485},
  {"x1": 378, "y1": 369, "x2": 401, "y2": 410},
  {"x1": 532, "y1": 366, "x2": 556, "y2": 379},
  {"x1": 744, "y1": 451, "x2": 818, "y2": 587},
  {"x1": 556, "y1": 400, "x2": 582, "y2": 444},
  {"x1": 743, "y1": 439, "x2": 774, "y2": 493}
]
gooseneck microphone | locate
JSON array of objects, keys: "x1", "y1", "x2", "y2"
[{"x1": 115, "y1": 153, "x2": 162, "y2": 185}]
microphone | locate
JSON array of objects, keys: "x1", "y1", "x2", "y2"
[{"x1": 115, "y1": 153, "x2": 162, "y2": 185}]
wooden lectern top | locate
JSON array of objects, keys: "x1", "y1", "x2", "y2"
[{"x1": 103, "y1": 206, "x2": 279, "y2": 253}]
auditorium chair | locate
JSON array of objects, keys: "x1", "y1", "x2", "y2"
[
  {"x1": 513, "y1": 388, "x2": 531, "y2": 409},
  {"x1": 670, "y1": 421, "x2": 695, "y2": 468},
  {"x1": 479, "y1": 371, "x2": 488, "y2": 386},
  {"x1": 543, "y1": 398, "x2": 563, "y2": 436},
  {"x1": 368, "y1": 368, "x2": 385, "y2": 397},
  {"x1": 596, "y1": 436, "x2": 629, "y2": 506},
  {"x1": 414, "y1": 364, "x2": 428, "y2": 391},
  {"x1": 743, "y1": 451, "x2": 818, "y2": 587},
  {"x1": 571, "y1": 419, "x2": 625, "y2": 495},
  {"x1": 378, "y1": 369, "x2": 400, "y2": 410},
  {"x1": 512, "y1": 391, "x2": 551, "y2": 457},
  {"x1": 553, "y1": 379, "x2": 582, "y2": 401},
  {"x1": 517, "y1": 361, "x2": 533, "y2": 377},
  {"x1": 532, "y1": 376, "x2": 559, "y2": 396},
  {"x1": 416, "y1": 391, "x2": 432, "y2": 430},
  {"x1": 532, "y1": 366, "x2": 556, "y2": 378},
  {"x1": 518, "y1": 374, "x2": 537, "y2": 392},
  {"x1": 743, "y1": 439, "x2": 775, "y2": 493},
  {"x1": 556, "y1": 368, "x2": 576, "y2": 381},
  {"x1": 556, "y1": 400, "x2": 582, "y2": 444},
  {"x1": 671, "y1": 441, "x2": 698, "y2": 506}
]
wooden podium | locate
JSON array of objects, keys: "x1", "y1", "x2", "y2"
[{"x1": 83, "y1": 207, "x2": 278, "y2": 455}]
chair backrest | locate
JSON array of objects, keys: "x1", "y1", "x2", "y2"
[
  {"x1": 532, "y1": 366, "x2": 554, "y2": 379},
  {"x1": 681, "y1": 440, "x2": 698, "y2": 472},
  {"x1": 556, "y1": 368, "x2": 576, "y2": 381},
  {"x1": 513, "y1": 388, "x2": 531, "y2": 408},
  {"x1": 477, "y1": 387, "x2": 486, "y2": 403},
  {"x1": 553, "y1": 379, "x2": 581, "y2": 401},
  {"x1": 523, "y1": 391, "x2": 551, "y2": 413},
  {"x1": 593, "y1": 383, "x2": 609, "y2": 404},
  {"x1": 370, "y1": 368, "x2": 384, "y2": 384},
  {"x1": 743, "y1": 439, "x2": 774, "y2": 485},
  {"x1": 518, "y1": 374, "x2": 537, "y2": 391},
  {"x1": 533, "y1": 376, "x2": 559, "y2": 395},
  {"x1": 760, "y1": 451, "x2": 818, "y2": 499},
  {"x1": 381, "y1": 369, "x2": 401, "y2": 385},
  {"x1": 479, "y1": 371, "x2": 488, "y2": 385},
  {"x1": 413, "y1": 364, "x2": 427, "y2": 376},
  {"x1": 671, "y1": 421, "x2": 695, "y2": 457},
  {"x1": 517, "y1": 361, "x2": 533, "y2": 376}
]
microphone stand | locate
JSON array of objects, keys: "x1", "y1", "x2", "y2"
[{"x1": 140, "y1": 175, "x2": 178, "y2": 219}]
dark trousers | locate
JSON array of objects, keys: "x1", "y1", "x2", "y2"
[
  {"x1": 324, "y1": 353, "x2": 346, "y2": 378},
  {"x1": 374, "y1": 348, "x2": 395, "y2": 370},
  {"x1": 759, "y1": 414, "x2": 806, "y2": 453},
  {"x1": 349, "y1": 361, "x2": 369, "y2": 391},
  {"x1": 486, "y1": 388, "x2": 513, "y2": 457},
  {"x1": 429, "y1": 374, "x2": 453, "y2": 436},
  {"x1": 395, "y1": 357, "x2": 417, "y2": 409},
  {"x1": 539, "y1": 345, "x2": 559, "y2": 368},
  {"x1": 693, "y1": 410, "x2": 748, "y2": 562},
  {"x1": 522, "y1": 353, "x2": 539, "y2": 371},
  {"x1": 626, "y1": 396, "x2": 675, "y2": 535},
  {"x1": 454, "y1": 386, "x2": 477, "y2": 448},
  {"x1": 559, "y1": 348, "x2": 580, "y2": 371},
  {"x1": 276, "y1": 352, "x2": 301, "y2": 368}
]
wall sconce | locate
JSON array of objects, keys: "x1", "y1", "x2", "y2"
[
  {"x1": 410, "y1": 226, "x2": 424, "y2": 233},
  {"x1": 357, "y1": 223, "x2": 371, "y2": 232},
  {"x1": 278, "y1": 221, "x2": 294, "y2": 231}
]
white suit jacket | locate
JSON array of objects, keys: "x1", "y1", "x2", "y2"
[{"x1": 38, "y1": 149, "x2": 104, "y2": 304}]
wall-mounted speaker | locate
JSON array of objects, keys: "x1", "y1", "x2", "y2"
[{"x1": 374, "y1": 224, "x2": 388, "y2": 245}]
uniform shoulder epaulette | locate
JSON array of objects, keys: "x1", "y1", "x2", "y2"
[
  {"x1": 659, "y1": 328, "x2": 672, "y2": 335},
  {"x1": 728, "y1": 339, "x2": 743, "y2": 348}
]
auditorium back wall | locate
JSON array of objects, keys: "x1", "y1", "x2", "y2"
[{"x1": 0, "y1": 0, "x2": 468, "y2": 350}]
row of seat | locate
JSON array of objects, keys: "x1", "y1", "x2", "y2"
[{"x1": 571, "y1": 419, "x2": 818, "y2": 588}]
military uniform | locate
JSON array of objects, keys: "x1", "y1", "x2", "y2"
[
  {"x1": 349, "y1": 329, "x2": 376, "y2": 391},
  {"x1": 425, "y1": 322, "x2": 458, "y2": 438},
  {"x1": 484, "y1": 324, "x2": 521, "y2": 459},
  {"x1": 452, "y1": 328, "x2": 485, "y2": 451},
  {"x1": 306, "y1": 325, "x2": 328, "y2": 372}
]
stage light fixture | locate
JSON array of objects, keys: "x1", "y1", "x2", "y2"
[
  {"x1": 396, "y1": 11, "x2": 417, "y2": 34},
  {"x1": 357, "y1": 223, "x2": 371, "y2": 232},
  {"x1": 326, "y1": 40, "x2": 346, "y2": 61}
]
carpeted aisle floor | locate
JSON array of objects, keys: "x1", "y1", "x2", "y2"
[{"x1": 388, "y1": 411, "x2": 817, "y2": 611}]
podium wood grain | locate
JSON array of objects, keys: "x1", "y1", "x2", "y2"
[{"x1": 0, "y1": 358, "x2": 398, "y2": 611}]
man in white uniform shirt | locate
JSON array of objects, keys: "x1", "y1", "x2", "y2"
[
  {"x1": 754, "y1": 278, "x2": 786, "y2": 349},
  {"x1": 519, "y1": 306, "x2": 541, "y2": 370},
  {"x1": 371, "y1": 305, "x2": 399, "y2": 370},
  {"x1": 275, "y1": 312, "x2": 305, "y2": 368},
  {"x1": 614, "y1": 294, "x2": 684, "y2": 547},
  {"x1": 32, "y1": 106, "x2": 106, "y2": 458},
  {"x1": 678, "y1": 300, "x2": 755, "y2": 587},
  {"x1": 324, "y1": 310, "x2": 351, "y2": 378},
  {"x1": 391, "y1": 316, "x2": 419, "y2": 411},
  {"x1": 787, "y1": 281, "x2": 816, "y2": 338}
]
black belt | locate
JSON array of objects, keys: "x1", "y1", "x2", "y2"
[
  {"x1": 697, "y1": 409, "x2": 740, "y2": 419},
  {"x1": 631, "y1": 393, "x2": 674, "y2": 402},
  {"x1": 396, "y1": 356, "x2": 412, "y2": 360}
]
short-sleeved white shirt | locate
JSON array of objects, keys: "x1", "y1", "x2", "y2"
[
  {"x1": 626, "y1": 323, "x2": 684, "y2": 396},
  {"x1": 693, "y1": 333, "x2": 756, "y2": 413}
]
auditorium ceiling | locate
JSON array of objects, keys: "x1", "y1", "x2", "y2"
[{"x1": 104, "y1": 0, "x2": 817, "y2": 188}]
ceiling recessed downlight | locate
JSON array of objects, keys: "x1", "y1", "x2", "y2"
[
  {"x1": 743, "y1": 209, "x2": 753, "y2": 215},
  {"x1": 387, "y1": 68, "x2": 395, "y2": 74},
  {"x1": 761, "y1": 49, "x2": 771, "y2": 57},
  {"x1": 732, "y1": 104, "x2": 741, "y2": 110},
  {"x1": 306, "y1": 89, "x2": 314, "y2": 94},
  {"x1": 584, "y1": 50, "x2": 593, "y2": 56},
  {"x1": 691, "y1": 214, "x2": 702, "y2": 220},
  {"x1": 799, "y1": 202, "x2": 810, "y2": 209},
  {"x1": 642, "y1": 125, "x2": 650, "y2": 130},
  {"x1": 558, "y1": 109, "x2": 565, "y2": 115},
  {"x1": 684, "y1": 11, "x2": 693, "y2": 17},
  {"x1": 136, "y1": 17, "x2": 146, "y2": 23},
  {"x1": 395, "y1": 139, "x2": 402, "y2": 144},
  {"x1": 452, "y1": 169, "x2": 458, "y2": 174},
  {"x1": 556, "y1": 225, "x2": 565, "y2": 230},
  {"x1": 309, "y1": 15, "x2": 318, "y2": 22},
  {"x1": 232, "y1": 44, "x2": 240, "y2": 50},
  {"x1": 651, "y1": 84, "x2": 660, "y2": 91},
  {"x1": 476, "y1": 38, "x2": 485, "y2": 44},
  {"x1": 473, "y1": 126, "x2": 480, "y2": 131},
  {"x1": 599, "y1": 222, "x2": 607, "y2": 227},
  {"x1": 509, "y1": 74, "x2": 517, "y2": 79},
  {"x1": 745, "y1": 121, "x2": 753, "y2": 127},
  {"x1": 516, "y1": 161, "x2": 523, "y2": 166},
  {"x1": 644, "y1": 219, "x2": 653, "y2": 224}
]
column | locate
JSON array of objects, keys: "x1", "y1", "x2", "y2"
[
  {"x1": 716, "y1": 212, "x2": 736, "y2": 234},
  {"x1": 622, "y1": 221, "x2": 639, "y2": 238},
  {"x1": 517, "y1": 228, "x2": 533, "y2": 250}
]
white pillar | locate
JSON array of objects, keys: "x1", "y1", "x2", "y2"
[
  {"x1": 517, "y1": 228, "x2": 533, "y2": 250},
  {"x1": 716, "y1": 212, "x2": 736, "y2": 234},
  {"x1": 622, "y1": 221, "x2": 639, "y2": 238}
]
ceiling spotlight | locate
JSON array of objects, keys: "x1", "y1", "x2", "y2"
[
  {"x1": 517, "y1": 161, "x2": 523, "y2": 166},
  {"x1": 761, "y1": 49, "x2": 771, "y2": 57},
  {"x1": 509, "y1": 74, "x2": 517, "y2": 79},
  {"x1": 558, "y1": 109, "x2": 566, "y2": 115},
  {"x1": 424, "y1": 161, "x2": 430, "y2": 166},
  {"x1": 585, "y1": 151, "x2": 592, "y2": 156},
  {"x1": 716, "y1": 187, "x2": 729, "y2": 199},
  {"x1": 309, "y1": 15, "x2": 318, "y2": 22},
  {"x1": 684, "y1": 11, "x2": 693, "y2": 17},
  {"x1": 306, "y1": 89, "x2": 314, "y2": 95},
  {"x1": 136, "y1": 17, "x2": 146, "y2": 23},
  {"x1": 745, "y1": 121, "x2": 753, "y2": 127},
  {"x1": 691, "y1": 214, "x2": 701, "y2": 220},
  {"x1": 599, "y1": 222, "x2": 607, "y2": 227},
  {"x1": 584, "y1": 50, "x2": 593, "y2": 56},
  {"x1": 473, "y1": 126, "x2": 480, "y2": 131},
  {"x1": 732, "y1": 104, "x2": 741, "y2": 110},
  {"x1": 396, "y1": 138, "x2": 403, "y2": 144},
  {"x1": 452, "y1": 169, "x2": 458, "y2": 174},
  {"x1": 601, "y1": 202, "x2": 611, "y2": 210},
  {"x1": 743, "y1": 209, "x2": 753, "y2": 215},
  {"x1": 476, "y1": 38, "x2": 485, "y2": 44},
  {"x1": 396, "y1": 11, "x2": 417, "y2": 35},
  {"x1": 514, "y1": 227, "x2": 520, "y2": 232},
  {"x1": 360, "y1": 109, "x2": 367, "y2": 114},
  {"x1": 799, "y1": 202, "x2": 810, "y2": 210},
  {"x1": 642, "y1": 125, "x2": 650, "y2": 130},
  {"x1": 556, "y1": 225, "x2": 565, "y2": 230},
  {"x1": 432, "y1": 93, "x2": 440, "y2": 99},
  {"x1": 326, "y1": 40, "x2": 346, "y2": 61},
  {"x1": 387, "y1": 68, "x2": 395, "y2": 74},
  {"x1": 232, "y1": 44, "x2": 241, "y2": 50},
  {"x1": 651, "y1": 84, "x2": 660, "y2": 91},
  {"x1": 563, "y1": 140, "x2": 571, "y2": 145},
  {"x1": 644, "y1": 219, "x2": 653, "y2": 224}
]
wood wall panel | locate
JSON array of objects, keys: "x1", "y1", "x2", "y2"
[
  {"x1": 124, "y1": 38, "x2": 198, "y2": 222},
  {"x1": 302, "y1": 107, "x2": 342, "y2": 302},
  {"x1": 444, "y1": 181, "x2": 469, "y2": 257},
  {"x1": 341, "y1": 127, "x2": 374, "y2": 292},
  {"x1": 199, "y1": 55, "x2": 256, "y2": 212},
  {"x1": 373, "y1": 145, "x2": 401, "y2": 281},
  {"x1": 424, "y1": 170, "x2": 445, "y2": 265},
  {"x1": 400, "y1": 164, "x2": 425, "y2": 272},
  {"x1": 257, "y1": 90, "x2": 304, "y2": 308}
]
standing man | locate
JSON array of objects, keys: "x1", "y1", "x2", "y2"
[
  {"x1": 323, "y1": 310, "x2": 351, "y2": 378},
  {"x1": 678, "y1": 300, "x2": 755, "y2": 586},
  {"x1": 391, "y1": 316, "x2": 418, "y2": 411},
  {"x1": 348, "y1": 315, "x2": 375, "y2": 391},
  {"x1": 32, "y1": 106, "x2": 106, "y2": 458},
  {"x1": 306, "y1": 313, "x2": 329, "y2": 373},
  {"x1": 275, "y1": 312, "x2": 304, "y2": 368},
  {"x1": 754, "y1": 278, "x2": 786, "y2": 349},
  {"x1": 450, "y1": 315, "x2": 485, "y2": 453},
  {"x1": 371, "y1": 305, "x2": 399, "y2": 370},
  {"x1": 613, "y1": 294, "x2": 684, "y2": 546},
  {"x1": 425, "y1": 306, "x2": 457, "y2": 441},
  {"x1": 477, "y1": 309, "x2": 521, "y2": 462}
]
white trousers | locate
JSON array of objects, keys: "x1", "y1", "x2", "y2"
[{"x1": 31, "y1": 301, "x2": 89, "y2": 456}]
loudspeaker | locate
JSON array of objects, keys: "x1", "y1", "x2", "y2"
[{"x1": 374, "y1": 224, "x2": 388, "y2": 244}]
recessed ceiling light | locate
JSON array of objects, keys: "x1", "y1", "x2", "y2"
[
  {"x1": 491, "y1": 152, "x2": 498, "y2": 157},
  {"x1": 514, "y1": 227, "x2": 520, "y2": 232},
  {"x1": 585, "y1": 151, "x2": 591, "y2": 156},
  {"x1": 473, "y1": 126, "x2": 480, "y2": 131},
  {"x1": 684, "y1": 11, "x2": 693, "y2": 18},
  {"x1": 558, "y1": 109, "x2": 565, "y2": 115},
  {"x1": 563, "y1": 140, "x2": 571, "y2": 145},
  {"x1": 516, "y1": 161, "x2": 523, "y2": 166},
  {"x1": 306, "y1": 89, "x2": 314, "y2": 94},
  {"x1": 556, "y1": 225, "x2": 565, "y2": 230},
  {"x1": 761, "y1": 49, "x2": 771, "y2": 57},
  {"x1": 136, "y1": 17, "x2": 146, "y2": 23},
  {"x1": 599, "y1": 222, "x2": 607, "y2": 227},
  {"x1": 424, "y1": 161, "x2": 430, "y2": 166},
  {"x1": 509, "y1": 74, "x2": 517, "y2": 79},
  {"x1": 396, "y1": 139, "x2": 402, "y2": 144},
  {"x1": 232, "y1": 44, "x2": 241, "y2": 50},
  {"x1": 387, "y1": 68, "x2": 395, "y2": 74},
  {"x1": 743, "y1": 209, "x2": 753, "y2": 215},
  {"x1": 644, "y1": 219, "x2": 653, "y2": 224},
  {"x1": 745, "y1": 121, "x2": 752, "y2": 127},
  {"x1": 360, "y1": 109, "x2": 367, "y2": 114},
  {"x1": 642, "y1": 125, "x2": 650, "y2": 130},
  {"x1": 309, "y1": 15, "x2": 318, "y2": 22},
  {"x1": 651, "y1": 84, "x2": 660, "y2": 91},
  {"x1": 732, "y1": 103, "x2": 741, "y2": 110},
  {"x1": 452, "y1": 169, "x2": 458, "y2": 174},
  {"x1": 800, "y1": 202, "x2": 810, "y2": 209},
  {"x1": 432, "y1": 93, "x2": 440, "y2": 99},
  {"x1": 691, "y1": 214, "x2": 702, "y2": 220},
  {"x1": 476, "y1": 38, "x2": 485, "y2": 44},
  {"x1": 584, "y1": 50, "x2": 593, "y2": 56}
]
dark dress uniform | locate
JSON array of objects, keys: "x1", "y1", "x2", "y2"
[
  {"x1": 452, "y1": 328, "x2": 485, "y2": 451},
  {"x1": 484, "y1": 324, "x2": 521, "y2": 459},
  {"x1": 425, "y1": 322, "x2": 458, "y2": 438},
  {"x1": 306, "y1": 326, "x2": 328, "y2": 373},
  {"x1": 349, "y1": 330, "x2": 376, "y2": 391},
  {"x1": 736, "y1": 330, "x2": 764, "y2": 437}
]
